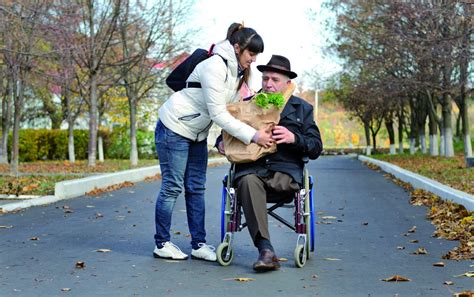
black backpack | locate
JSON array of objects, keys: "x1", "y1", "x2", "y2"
[{"x1": 165, "y1": 44, "x2": 227, "y2": 92}]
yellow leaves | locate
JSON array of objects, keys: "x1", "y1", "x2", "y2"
[
  {"x1": 454, "y1": 271, "x2": 474, "y2": 278},
  {"x1": 411, "y1": 247, "x2": 428, "y2": 255},
  {"x1": 381, "y1": 275, "x2": 411, "y2": 282},
  {"x1": 461, "y1": 216, "x2": 473, "y2": 225}
]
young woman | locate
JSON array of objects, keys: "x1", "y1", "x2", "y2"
[{"x1": 153, "y1": 23, "x2": 271, "y2": 261}]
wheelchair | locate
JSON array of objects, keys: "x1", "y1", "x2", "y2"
[{"x1": 216, "y1": 163, "x2": 315, "y2": 268}]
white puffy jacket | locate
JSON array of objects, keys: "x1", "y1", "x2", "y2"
[{"x1": 158, "y1": 40, "x2": 256, "y2": 144}]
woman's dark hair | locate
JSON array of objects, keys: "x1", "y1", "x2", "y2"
[{"x1": 226, "y1": 22, "x2": 264, "y2": 89}]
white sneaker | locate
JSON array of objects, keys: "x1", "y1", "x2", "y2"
[
  {"x1": 153, "y1": 242, "x2": 188, "y2": 260},
  {"x1": 191, "y1": 243, "x2": 216, "y2": 262}
]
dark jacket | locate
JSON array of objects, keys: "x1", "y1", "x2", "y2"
[{"x1": 233, "y1": 95, "x2": 323, "y2": 184}]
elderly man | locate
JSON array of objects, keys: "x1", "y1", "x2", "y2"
[{"x1": 218, "y1": 55, "x2": 323, "y2": 272}]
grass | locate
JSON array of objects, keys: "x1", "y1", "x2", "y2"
[{"x1": 0, "y1": 159, "x2": 158, "y2": 196}]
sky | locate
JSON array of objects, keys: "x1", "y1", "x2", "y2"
[{"x1": 186, "y1": 0, "x2": 342, "y2": 90}]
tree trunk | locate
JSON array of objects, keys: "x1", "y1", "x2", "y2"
[
  {"x1": 129, "y1": 101, "x2": 138, "y2": 166},
  {"x1": 88, "y1": 75, "x2": 98, "y2": 167},
  {"x1": 397, "y1": 108, "x2": 404, "y2": 154},
  {"x1": 10, "y1": 75, "x2": 23, "y2": 176},
  {"x1": 98, "y1": 135, "x2": 104, "y2": 162},
  {"x1": 364, "y1": 121, "x2": 371, "y2": 155},
  {"x1": 68, "y1": 122, "x2": 75, "y2": 163},
  {"x1": 0, "y1": 77, "x2": 11, "y2": 164},
  {"x1": 419, "y1": 133, "x2": 426, "y2": 154},
  {"x1": 442, "y1": 94, "x2": 454, "y2": 157},
  {"x1": 409, "y1": 138, "x2": 416, "y2": 155},
  {"x1": 385, "y1": 119, "x2": 396, "y2": 154},
  {"x1": 428, "y1": 103, "x2": 439, "y2": 156}
]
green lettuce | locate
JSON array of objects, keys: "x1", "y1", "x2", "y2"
[{"x1": 253, "y1": 93, "x2": 285, "y2": 109}]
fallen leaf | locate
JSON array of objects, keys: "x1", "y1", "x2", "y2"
[
  {"x1": 444, "y1": 280, "x2": 454, "y2": 285},
  {"x1": 412, "y1": 247, "x2": 428, "y2": 255},
  {"x1": 323, "y1": 258, "x2": 341, "y2": 261},
  {"x1": 95, "y1": 213, "x2": 103, "y2": 218},
  {"x1": 454, "y1": 292, "x2": 474, "y2": 297},
  {"x1": 278, "y1": 257, "x2": 288, "y2": 262},
  {"x1": 86, "y1": 205, "x2": 95, "y2": 208},
  {"x1": 433, "y1": 262, "x2": 445, "y2": 267},
  {"x1": 409, "y1": 239, "x2": 419, "y2": 243},
  {"x1": 396, "y1": 246, "x2": 405, "y2": 250},
  {"x1": 0, "y1": 225, "x2": 13, "y2": 229},
  {"x1": 223, "y1": 277, "x2": 256, "y2": 282},
  {"x1": 61, "y1": 288, "x2": 71, "y2": 292},
  {"x1": 95, "y1": 249, "x2": 111, "y2": 253},
  {"x1": 312, "y1": 274, "x2": 318, "y2": 279},
  {"x1": 75, "y1": 261, "x2": 85, "y2": 269},
  {"x1": 382, "y1": 275, "x2": 411, "y2": 282},
  {"x1": 29, "y1": 237, "x2": 39, "y2": 241},
  {"x1": 362, "y1": 222, "x2": 368, "y2": 226},
  {"x1": 454, "y1": 271, "x2": 474, "y2": 278},
  {"x1": 321, "y1": 216, "x2": 337, "y2": 220},
  {"x1": 408, "y1": 226, "x2": 417, "y2": 233},
  {"x1": 22, "y1": 183, "x2": 39, "y2": 192},
  {"x1": 174, "y1": 231, "x2": 181, "y2": 235}
]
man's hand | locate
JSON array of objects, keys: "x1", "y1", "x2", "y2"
[
  {"x1": 254, "y1": 127, "x2": 274, "y2": 148},
  {"x1": 272, "y1": 125, "x2": 295, "y2": 144}
]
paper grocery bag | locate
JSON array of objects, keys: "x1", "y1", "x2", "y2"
[{"x1": 223, "y1": 83, "x2": 295, "y2": 163}]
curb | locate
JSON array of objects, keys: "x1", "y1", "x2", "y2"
[
  {"x1": 0, "y1": 157, "x2": 229, "y2": 214},
  {"x1": 359, "y1": 155, "x2": 474, "y2": 211}
]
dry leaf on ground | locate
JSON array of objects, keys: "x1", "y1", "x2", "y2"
[
  {"x1": 454, "y1": 271, "x2": 474, "y2": 278},
  {"x1": 323, "y1": 258, "x2": 341, "y2": 261},
  {"x1": 75, "y1": 261, "x2": 85, "y2": 269},
  {"x1": 381, "y1": 275, "x2": 411, "y2": 282},
  {"x1": 95, "y1": 249, "x2": 111, "y2": 253},
  {"x1": 223, "y1": 277, "x2": 256, "y2": 282},
  {"x1": 454, "y1": 292, "x2": 474, "y2": 297},
  {"x1": 412, "y1": 247, "x2": 428, "y2": 255}
]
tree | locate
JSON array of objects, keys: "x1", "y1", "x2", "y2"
[
  {"x1": 0, "y1": 1, "x2": 52, "y2": 175},
  {"x1": 71, "y1": 0, "x2": 122, "y2": 166},
  {"x1": 117, "y1": 0, "x2": 193, "y2": 165}
]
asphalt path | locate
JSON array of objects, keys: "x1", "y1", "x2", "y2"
[{"x1": 0, "y1": 156, "x2": 472, "y2": 297}]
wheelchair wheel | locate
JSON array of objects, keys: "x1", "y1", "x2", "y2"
[
  {"x1": 304, "y1": 169, "x2": 313, "y2": 259},
  {"x1": 294, "y1": 244, "x2": 306, "y2": 268},
  {"x1": 217, "y1": 242, "x2": 234, "y2": 266}
]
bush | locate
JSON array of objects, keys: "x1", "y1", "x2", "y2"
[{"x1": 3, "y1": 127, "x2": 155, "y2": 161}]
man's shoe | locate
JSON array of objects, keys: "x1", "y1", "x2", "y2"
[
  {"x1": 253, "y1": 249, "x2": 280, "y2": 272},
  {"x1": 153, "y1": 242, "x2": 188, "y2": 260},
  {"x1": 191, "y1": 243, "x2": 216, "y2": 262}
]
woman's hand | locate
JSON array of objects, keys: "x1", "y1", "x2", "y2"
[
  {"x1": 272, "y1": 125, "x2": 295, "y2": 144},
  {"x1": 254, "y1": 127, "x2": 274, "y2": 148},
  {"x1": 217, "y1": 141, "x2": 225, "y2": 155}
]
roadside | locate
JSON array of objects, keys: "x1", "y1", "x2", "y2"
[
  {"x1": 359, "y1": 155, "x2": 473, "y2": 260},
  {"x1": 0, "y1": 157, "x2": 228, "y2": 213}
]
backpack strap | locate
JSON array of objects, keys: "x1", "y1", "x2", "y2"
[{"x1": 186, "y1": 52, "x2": 228, "y2": 88}]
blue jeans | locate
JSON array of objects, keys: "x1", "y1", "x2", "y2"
[{"x1": 154, "y1": 120, "x2": 208, "y2": 250}]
